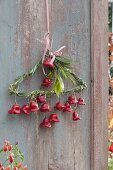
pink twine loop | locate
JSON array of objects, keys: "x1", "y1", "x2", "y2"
[
  {"x1": 50, "y1": 46, "x2": 66, "y2": 64},
  {"x1": 38, "y1": 33, "x2": 66, "y2": 65},
  {"x1": 39, "y1": 0, "x2": 66, "y2": 74},
  {"x1": 42, "y1": 33, "x2": 50, "y2": 64},
  {"x1": 42, "y1": 0, "x2": 66, "y2": 63}
]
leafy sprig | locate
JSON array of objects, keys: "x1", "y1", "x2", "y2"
[{"x1": 9, "y1": 53, "x2": 87, "y2": 99}]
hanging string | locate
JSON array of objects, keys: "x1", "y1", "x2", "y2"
[
  {"x1": 14, "y1": 93, "x2": 17, "y2": 103},
  {"x1": 40, "y1": 0, "x2": 66, "y2": 75},
  {"x1": 41, "y1": 0, "x2": 51, "y2": 75},
  {"x1": 46, "y1": 0, "x2": 50, "y2": 36},
  {"x1": 41, "y1": 33, "x2": 50, "y2": 75}
]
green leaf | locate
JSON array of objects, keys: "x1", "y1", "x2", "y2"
[
  {"x1": 58, "y1": 67, "x2": 77, "y2": 85},
  {"x1": 0, "y1": 149, "x2": 3, "y2": 153},
  {"x1": 69, "y1": 72, "x2": 87, "y2": 88},
  {"x1": 15, "y1": 76, "x2": 24, "y2": 85},
  {"x1": 53, "y1": 76, "x2": 64, "y2": 96},
  {"x1": 29, "y1": 62, "x2": 41, "y2": 75},
  {"x1": 55, "y1": 62, "x2": 86, "y2": 87},
  {"x1": 65, "y1": 71, "x2": 77, "y2": 84},
  {"x1": 60, "y1": 67, "x2": 68, "y2": 79},
  {"x1": 55, "y1": 63, "x2": 71, "y2": 78},
  {"x1": 47, "y1": 70, "x2": 55, "y2": 79},
  {"x1": 55, "y1": 56, "x2": 71, "y2": 64},
  {"x1": 12, "y1": 145, "x2": 24, "y2": 163}
]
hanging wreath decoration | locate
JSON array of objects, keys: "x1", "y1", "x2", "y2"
[{"x1": 8, "y1": 0, "x2": 87, "y2": 128}]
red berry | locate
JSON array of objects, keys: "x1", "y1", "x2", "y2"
[
  {"x1": 3, "y1": 145, "x2": 8, "y2": 152},
  {"x1": 6, "y1": 165, "x2": 11, "y2": 170},
  {"x1": 8, "y1": 145, "x2": 12, "y2": 151},
  {"x1": 77, "y1": 97, "x2": 86, "y2": 105},
  {"x1": 22, "y1": 104, "x2": 30, "y2": 115},
  {"x1": 40, "y1": 118, "x2": 51, "y2": 128},
  {"x1": 43, "y1": 57, "x2": 55, "y2": 68},
  {"x1": 54, "y1": 102, "x2": 65, "y2": 111},
  {"x1": 1, "y1": 166, "x2": 5, "y2": 170},
  {"x1": 68, "y1": 95, "x2": 78, "y2": 104},
  {"x1": 42, "y1": 78, "x2": 52, "y2": 87},
  {"x1": 40, "y1": 103, "x2": 51, "y2": 112},
  {"x1": 36, "y1": 95, "x2": 46, "y2": 103},
  {"x1": 0, "y1": 163, "x2": 3, "y2": 168},
  {"x1": 14, "y1": 166, "x2": 18, "y2": 170},
  {"x1": 17, "y1": 162, "x2": 22, "y2": 169},
  {"x1": 9, "y1": 155, "x2": 14, "y2": 163},
  {"x1": 49, "y1": 114, "x2": 60, "y2": 123},
  {"x1": 109, "y1": 143, "x2": 113, "y2": 153},
  {"x1": 8, "y1": 103, "x2": 21, "y2": 114},
  {"x1": 29, "y1": 101, "x2": 39, "y2": 112},
  {"x1": 63, "y1": 102, "x2": 73, "y2": 112},
  {"x1": 73, "y1": 111, "x2": 81, "y2": 121}
]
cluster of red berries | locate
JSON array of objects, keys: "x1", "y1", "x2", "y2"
[
  {"x1": 42, "y1": 56, "x2": 58, "y2": 87},
  {"x1": 40, "y1": 95, "x2": 85, "y2": 128},
  {"x1": 0, "y1": 141, "x2": 27, "y2": 170},
  {"x1": 8, "y1": 95, "x2": 85, "y2": 128},
  {"x1": 8, "y1": 101, "x2": 39, "y2": 115}
]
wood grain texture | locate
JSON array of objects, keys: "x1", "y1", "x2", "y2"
[
  {"x1": 91, "y1": 0, "x2": 108, "y2": 170},
  {"x1": 0, "y1": 0, "x2": 91, "y2": 169}
]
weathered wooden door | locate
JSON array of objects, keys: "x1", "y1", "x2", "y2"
[{"x1": 0, "y1": 0, "x2": 108, "y2": 170}]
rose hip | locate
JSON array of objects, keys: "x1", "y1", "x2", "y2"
[
  {"x1": 42, "y1": 78, "x2": 52, "y2": 87},
  {"x1": 49, "y1": 114, "x2": 60, "y2": 123},
  {"x1": 54, "y1": 102, "x2": 65, "y2": 111},
  {"x1": 29, "y1": 101, "x2": 39, "y2": 112},
  {"x1": 36, "y1": 95, "x2": 46, "y2": 103},
  {"x1": 40, "y1": 118, "x2": 51, "y2": 128},
  {"x1": 3, "y1": 145, "x2": 8, "y2": 152},
  {"x1": 8, "y1": 103, "x2": 21, "y2": 115},
  {"x1": 17, "y1": 162, "x2": 22, "y2": 169},
  {"x1": 22, "y1": 104, "x2": 30, "y2": 115},
  {"x1": 6, "y1": 165, "x2": 11, "y2": 170},
  {"x1": 43, "y1": 57, "x2": 55, "y2": 69},
  {"x1": 40, "y1": 103, "x2": 51, "y2": 112},
  {"x1": 9, "y1": 154, "x2": 14, "y2": 163}
]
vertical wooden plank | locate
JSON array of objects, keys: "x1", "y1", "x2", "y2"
[
  {"x1": 91, "y1": 0, "x2": 108, "y2": 170},
  {"x1": 16, "y1": 1, "x2": 50, "y2": 169},
  {"x1": 48, "y1": 0, "x2": 91, "y2": 169}
]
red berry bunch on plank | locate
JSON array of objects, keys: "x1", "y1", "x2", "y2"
[
  {"x1": 8, "y1": 94, "x2": 85, "y2": 128},
  {"x1": 0, "y1": 141, "x2": 27, "y2": 170},
  {"x1": 39, "y1": 95, "x2": 85, "y2": 128},
  {"x1": 8, "y1": 49, "x2": 87, "y2": 128},
  {"x1": 8, "y1": 101, "x2": 39, "y2": 116}
]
